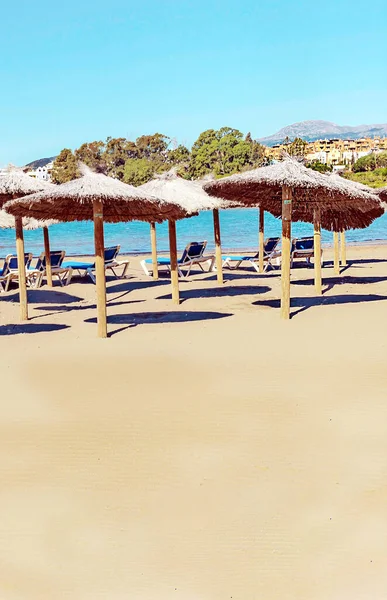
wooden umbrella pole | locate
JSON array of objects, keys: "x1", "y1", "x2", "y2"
[
  {"x1": 340, "y1": 230, "x2": 347, "y2": 266},
  {"x1": 259, "y1": 208, "x2": 264, "y2": 273},
  {"x1": 333, "y1": 230, "x2": 340, "y2": 275},
  {"x1": 150, "y1": 222, "x2": 158, "y2": 280},
  {"x1": 15, "y1": 216, "x2": 28, "y2": 321},
  {"x1": 168, "y1": 220, "x2": 180, "y2": 305},
  {"x1": 313, "y1": 207, "x2": 322, "y2": 295},
  {"x1": 43, "y1": 226, "x2": 53, "y2": 287},
  {"x1": 280, "y1": 186, "x2": 292, "y2": 319},
  {"x1": 93, "y1": 199, "x2": 107, "y2": 338},
  {"x1": 213, "y1": 208, "x2": 223, "y2": 285}
]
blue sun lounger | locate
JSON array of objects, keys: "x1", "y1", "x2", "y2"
[
  {"x1": 291, "y1": 237, "x2": 323, "y2": 267},
  {"x1": 140, "y1": 241, "x2": 215, "y2": 278},
  {"x1": 1, "y1": 253, "x2": 35, "y2": 291},
  {"x1": 222, "y1": 237, "x2": 281, "y2": 272},
  {"x1": 27, "y1": 250, "x2": 73, "y2": 287},
  {"x1": 62, "y1": 245, "x2": 130, "y2": 283}
]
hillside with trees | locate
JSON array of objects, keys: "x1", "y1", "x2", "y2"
[
  {"x1": 51, "y1": 129, "x2": 268, "y2": 185},
  {"x1": 344, "y1": 151, "x2": 387, "y2": 188}
]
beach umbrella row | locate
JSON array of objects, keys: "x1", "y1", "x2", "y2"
[
  {"x1": 0, "y1": 167, "x2": 56, "y2": 318},
  {"x1": 140, "y1": 170, "x2": 226, "y2": 291},
  {"x1": 204, "y1": 158, "x2": 382, "y2": 318},
  {"x1": 4, "y1": 165, "x2": 197, "y2": 338}
]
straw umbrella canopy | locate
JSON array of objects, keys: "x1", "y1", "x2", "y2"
[
  {"x1": 140, "y1": 170, "x2": 226, "y2": 285},
  {"x1": 376, "y1": 187, "x2": 387, "y2": 203},
  {"x1": 0, "y1": 166, "x2": 55, "y2": 317},
  {"x1": 0, "y1": 209, "x2": 55, "y2": 231},
  {"x1": 204, "y1": 158, "x2": 381, "y2": 318},
  {"x1": 4, "y1": 165, "x2": 193, "y2": 338}
]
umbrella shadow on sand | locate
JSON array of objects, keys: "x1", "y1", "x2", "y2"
[
  {"x1": 291, "y1": 275, "x2": 387, "y2": 293},
  {"x1": 253, "y1": 293, "x2": 387, "y2": 319},
  {"x1": 33, "y1": 299, "x2": 145, "y2": 320},
  {"x1": 0, "y1": 289, "x2": 84, "y2": 305},
  {"x1": 156, "y1": 284, "x2": 271, "y2": 303},
  {"x1": 106, "y1": 279, "x2": 170, "y2": 295},
  {"x1": 205, "y1": 271, "x2": 280, "y2": 283},
  {"x1": 0, "y1": 323, "x2": 70, "y2": 336},
  {"x1": 85, "y1": 310, "x2": 233, "y2": 337}
]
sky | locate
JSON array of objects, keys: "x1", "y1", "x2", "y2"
[{"x1": 1, "y1": 0, "x2": 386, "y2": 166}]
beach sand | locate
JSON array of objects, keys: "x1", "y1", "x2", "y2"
[{"x1": 1, "y1": 243, "x2": 387, "y2": 599}]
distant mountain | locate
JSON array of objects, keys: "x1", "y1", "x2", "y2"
[
  {"x1": 258, "y1": 120, "x2": 387, "y2": 147},
  {"x1": 25, "y1": 156, "x2": 56, "y2": 169}
]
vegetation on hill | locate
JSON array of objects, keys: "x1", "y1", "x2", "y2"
[
  {"x1": 305, "y1": 160, "x2": 332, "y2": 173},
  {"x1": 352, "y1": 151, "x2": 387, "y2": 172},
  {"x1": 343, "y1": 151, "x2": 387, "y2": 188},
  {"x1": 344, "y1": 168, "x2": 387, "y2": 188},
  {"x1": 51, "y1": 149, "x2": 80, "y2": 184},
  {"x1": 51, "y1": 129, "x2": 268, "y2": 185}
]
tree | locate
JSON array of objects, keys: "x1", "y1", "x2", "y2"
[
  {"x1": 75, "y1": 141, "x2": 106, "y2": 172},
  {"x1": 102, "y1": 137, "x2": 138, "y2": 179},
  {"x1": 188, "y1": 127, "x2": 269, "y2": 178},
  {"x1": 51, "y1": 149, "x2": 80, "y2": 184},
  {"x1": 136, "y1": 133, "x2": 170, "y2": 161},
  {"x1": 167, "y1": 144, "x2": 190, "y2": 165},
  {"x1": 123, "y1": 158, "x2": 155, "y2": 186},
  {"x1": 353, "y1": 151, "x2": 387, "y2": 172},
  {"x1": 287, "y1": 137, "x2": 308, "y2": 157},
  {"x1": 306, "y1": 160, "x2": 332, "y2": 173}
]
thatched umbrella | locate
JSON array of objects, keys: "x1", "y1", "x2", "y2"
[
  {"x1": 288, "y1": 174, "x2": 383, "y2": 275},
  {"x1": 4, "y1": 165, "x2": 192, "y2": 338},
  {"x1": 140, "y1": 170, "x2": 225, "y2": 285},
  {"x1": 204, "y1": 159, "x2": 381, "y2": 319},
  {"x1": 0, "y1": 167, "x2": 54, "y2": 318},
  {"x1": 376, "y1": 187, "x2": 387, "y2": 203}
]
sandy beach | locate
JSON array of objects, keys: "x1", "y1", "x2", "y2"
[{"x1": 1, "y1": 242, "x2": 387, "y2": 599}]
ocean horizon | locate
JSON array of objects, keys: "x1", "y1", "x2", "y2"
[{"x1": 1, "y1": 208, "x2": 386, "y2": 257}]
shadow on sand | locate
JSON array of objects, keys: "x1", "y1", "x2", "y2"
[
  {"x1": 0, "y1": 289, "x2": 84, "y2": 304},
  {"x1": 0, "y1": 323, "x2": 70, "y2": 336},
  {"x1": 253, "y1": 293, "x2": 387, "y2": 318},
  {"x1": 85, "y1": 310, "x2": 233, "y2": 336},
  {"x1": 291, "y1": 275, "x2": 387, "y2": 291},
  {"x1": 157, "y1": 284, "x2": 271, "y2": 302}
]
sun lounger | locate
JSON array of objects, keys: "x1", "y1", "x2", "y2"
[
  {"x1": 140, "y1": 241, "x2": 215, "y2": 278},
  {"x1": 222, "y1": 237, "x2": 281, "y2": 272},
  {"x1": 28, "y1": 250, "x2": 73, "y2": 287},
  {"x1": 1, "y1": 253, "x2": 36, "y2": 291},
  {"x1": 62, "y1": 245, "x2": 130, "y2": 283},
  {"x1": 291, "y1": 237, "x2": 323, "y2": 267}
]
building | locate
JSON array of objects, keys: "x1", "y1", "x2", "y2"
[{"x1": 267, "y1": 136, "x2": 387, "y2": 165}]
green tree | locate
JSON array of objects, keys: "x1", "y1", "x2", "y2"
[
  {"x1": 306, "y1": 160, "x2": 332, "y2": 173},
  {"x1": 123, "y1": 158, "x2": 155, "y2": 186},
  {"x1": 102, "y1": 137, "x2": 138, "y2": 179},
  {"x1": 136, "y1": 133, "x2": 170, "y2": 161},
  {"x1": 287, "y1": 137, "x2": 308, "y2": 157},
  {"x1": 51, "y1": 149, "x2": 80, "y2": 184},
  {"x1": 75, "y1": 141, "x2": 106, "y2": 172},
  {"x1": 167, "y1": 144, "x2": 190, "y2": 165},
  {"x1": 353, "y1": 151, "x2": 387, "y2": 172}
]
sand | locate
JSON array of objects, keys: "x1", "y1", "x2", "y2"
[{"x1": 1, "y1": 243, "x2": 387, "y2": 600}]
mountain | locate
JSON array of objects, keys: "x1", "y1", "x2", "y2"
[
  {"x1": 25, "y1": 156, "x2": 57, "y2": 169},
  {"x1": 258, "y1": 120, "x2": 387, "y2": 147}
]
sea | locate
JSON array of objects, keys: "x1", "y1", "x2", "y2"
[{"x1": 1, "y1": 208, "x2": 386, "y2": 257}]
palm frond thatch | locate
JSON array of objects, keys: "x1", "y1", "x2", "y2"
[
  {"x1": 0, "y1": 209, "x2": 55, "y2": 230},
  {"x1": 0, "y1": 165, "x2": 53, "y2": 207},
  {"x1": 204, "y1": 158, "x2": 383, "y2": 230},
  {"x1": 140, "y1": 168, "x2": 225, "y2": 213},
  {"x1": 3, "y1": 165, "x2": 192, "y2": 223}
]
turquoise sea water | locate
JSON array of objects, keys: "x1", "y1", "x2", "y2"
[{"x1": 1, "y1": 208, "x2": 386, "y2": 257}]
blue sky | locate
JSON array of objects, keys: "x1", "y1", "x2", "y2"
[{"x1": 1, "y1": 0, "x2": 386, "y2": 166}]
